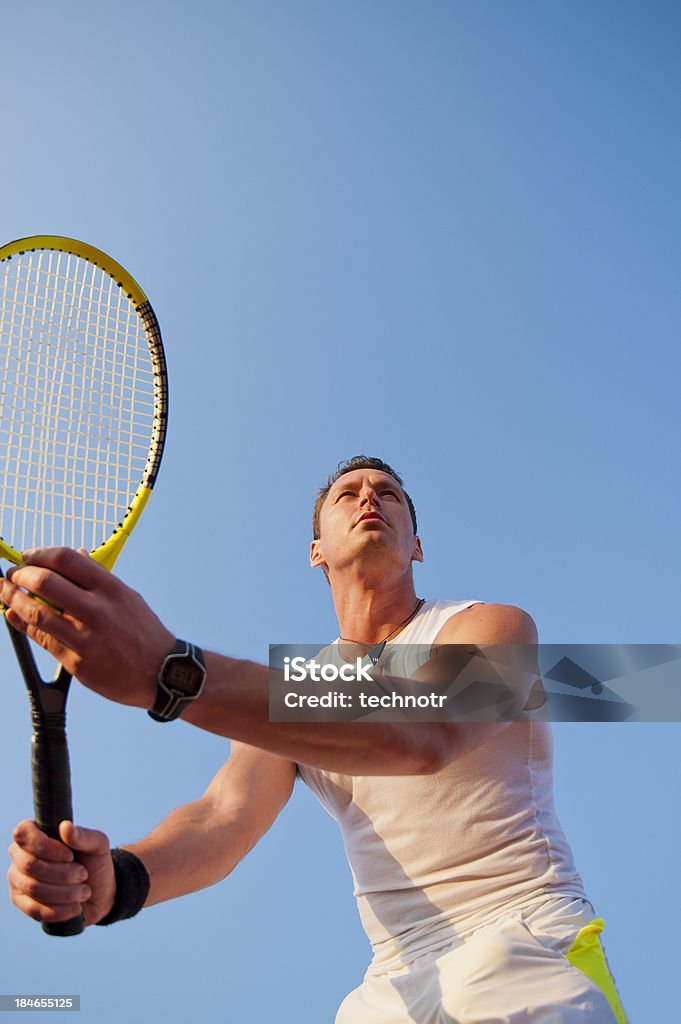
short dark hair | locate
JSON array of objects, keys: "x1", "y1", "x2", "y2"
[{"x1": 312, "y1": 456, "x2": 418, "y2": 539}]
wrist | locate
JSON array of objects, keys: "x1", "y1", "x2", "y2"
[
  {"x1": 139, "y1": 627, "x2": 176, "y2": 710},
  {"x1": 95, "y1": 848, "x2": 150, "y2": 926}
]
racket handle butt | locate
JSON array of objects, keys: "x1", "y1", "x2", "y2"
[{"x1": 42, "y1": 912, "x2": 86, "y2": 937}]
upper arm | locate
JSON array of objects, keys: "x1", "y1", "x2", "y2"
[
  {"x1": 441, "y1": 601, "x2": 541, "y2": 698},
  {"x1": 201, "y1": 743, "x2": 296, "y2": 856},
  {"x1": 418, "y1": 604, "x2": 542, "y2": 761}
]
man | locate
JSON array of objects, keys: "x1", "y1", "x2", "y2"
[{"x1": 3, "y1": 457, "x2": 626, "y2": 1023}]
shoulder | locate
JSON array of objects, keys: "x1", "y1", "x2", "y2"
[{"x1": 434, "y1": 603, "x2": 537, "y2": 645}]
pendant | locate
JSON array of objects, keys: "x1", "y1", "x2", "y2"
[{"x1": 368, "y1": 642, "x2": 386, "y2": 665}]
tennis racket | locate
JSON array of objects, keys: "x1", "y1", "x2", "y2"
[{"x1": 0, "y1": 236, "x2": 168, "y2": 936}]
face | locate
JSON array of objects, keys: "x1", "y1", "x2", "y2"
[{"x1": 310, "y1": 469, "x2": 423, "y2": 578}]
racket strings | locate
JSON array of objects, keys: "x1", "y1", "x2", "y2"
[{"x1": 0, "y1": 250, "x2": 158, "y2": 552}]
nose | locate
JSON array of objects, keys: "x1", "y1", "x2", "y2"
[{"x1": 359, "y1": 485, "x2": 380, "y2": 509}]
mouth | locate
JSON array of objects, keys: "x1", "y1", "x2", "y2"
[{"x1": 356, "y1": 511, "x2": 386, "y2": 526}]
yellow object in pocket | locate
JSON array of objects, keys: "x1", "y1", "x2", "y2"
[{"x1": 565, "y1": 918, "x2": 628, "y2": 1024}]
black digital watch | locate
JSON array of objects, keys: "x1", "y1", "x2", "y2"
[{"x1": 148, "y1": 639, "x2": 207, "y2": 723}]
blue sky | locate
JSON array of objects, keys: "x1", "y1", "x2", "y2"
[{"x1": 0, "y1": 2, "x2": 679, "y2": 1021}]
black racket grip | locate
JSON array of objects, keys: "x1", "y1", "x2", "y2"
[{"x1": 31, "y1": 713, "x2": 85, "y2": 937}]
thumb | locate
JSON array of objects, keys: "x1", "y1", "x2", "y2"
[{"x1": 58, "y1": 820, "x2": 111, "y2": 856}]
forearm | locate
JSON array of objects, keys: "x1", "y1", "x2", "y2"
[
  {"x1": 0, "y1": 551, "x2": 453, "y2": 774},
  {"x1": 122, "y1": 795, "x2": 254, "y2": 908},
  {"x1": 181, "y1": 654, "x2": 452, "y2": 775}
]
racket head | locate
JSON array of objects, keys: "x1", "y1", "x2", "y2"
[{"x1": 0, "y1": 235, "x2": 168, "y2": 570}]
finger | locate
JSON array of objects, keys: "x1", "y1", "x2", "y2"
[
  {"x1": 10, "y1": 889, "x2": 86, "y2": 925},
  {"x1": 0, "y1": 584, "x2": 84, "y2": 659},
  {"x1": 3, "y1": 563, "x2": 93, "y2": 621},
  {"x1": 12, "y1": 820, "x2": 76, "y2": 862},
  {"x1": 9, "y1": 844, "x2": 88, "y2": 886},
  {"x1": 1, "y1": 610, "x2": 81, "y2": 671},
  {"x1": 18, "y1": 547, "x2": 113, "y2": 592},
  {"x1": 3, "y1": 606, "x2": 82, "y2": 678},
  {"x1": 4, "y1": 608, "x2": 25, "y2": 631},
  {"x1": 8, "y1": 862, "x2": 91, "y2": 906},
  {"x1": 58, "y1": 822, "x2": 111, "y2": 857}
]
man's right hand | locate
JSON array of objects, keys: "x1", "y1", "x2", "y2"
[{"x1": 8, "y1": 820, "x2": 116, "y2": 927}]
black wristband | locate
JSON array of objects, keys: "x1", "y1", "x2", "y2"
[{"x1": 96, "y1": 848, "x2": 150, "y2": 926}]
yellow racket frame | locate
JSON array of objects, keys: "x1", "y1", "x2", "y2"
[
  {"x1": 0, "y1": 236, "x2": 167, "y2": 575},
  {"x1": 0, "y1": 236, "x2": 150, "y2": 306},
  {"x1": 0, "y1": 485, "x2": 152, "y2": 570}
]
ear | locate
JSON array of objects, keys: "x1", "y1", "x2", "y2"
[
  {"x1": 411, "y1": 535, "x2": 424, "y2": 564},
  {"x1": 310, "y1": 539, "x2": 327, "y2": 570}
]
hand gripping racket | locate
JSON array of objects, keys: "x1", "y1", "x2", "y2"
[{"x1": 0, "y1": 236, "x2": 168, "y2": 936}]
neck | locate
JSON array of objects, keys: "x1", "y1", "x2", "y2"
[{"x1": 330, "y1": 571, "x2": 421, "y2": 645}]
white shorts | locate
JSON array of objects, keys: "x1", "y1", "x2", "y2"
[{"x1": 335, "y1": 897, "x2": 627, "y2": 1024}]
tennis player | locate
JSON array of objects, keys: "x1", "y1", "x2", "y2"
[{"x1": 4, "y1": 457, "x2": 627, "y2": 1023}]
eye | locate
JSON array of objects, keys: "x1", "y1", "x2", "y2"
[{"x1": 380, "y1": 489, "x2": 399, "y2": 498}]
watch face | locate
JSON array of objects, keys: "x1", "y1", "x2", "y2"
[{"x1": 165, "y1": 660, "x2": 203, "y2": 695}]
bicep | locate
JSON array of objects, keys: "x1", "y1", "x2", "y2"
[{"x1": 201, "y1": 742, "x2": 296, "y2": 853}]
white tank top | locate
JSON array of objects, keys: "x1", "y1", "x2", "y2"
[{"x1": 298, "y1": 599, "x2": 587, "y2": 969}]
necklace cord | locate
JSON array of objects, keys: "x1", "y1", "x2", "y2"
[{"x1": 340, "y1": 598, "x2": 425, "y2": 665}]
